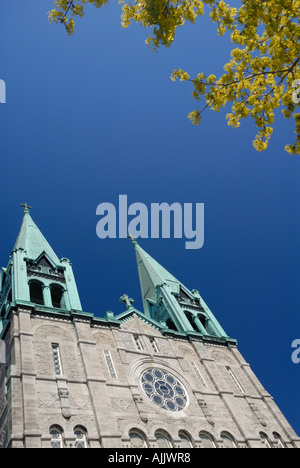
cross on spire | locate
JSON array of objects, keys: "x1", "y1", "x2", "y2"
[
  {"x1": 20, "y1": 203, "x2": 32, "y2": 214},
  {"x1": 127, "y1": 233, "x2": 137, "y2": 245}
]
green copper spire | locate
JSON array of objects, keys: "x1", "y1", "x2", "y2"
[
  {"x1": 131, "y1": 239, "x2": 236, "y2": 345},
  {"x1": 7, "y1": 206, "x2": 83, "y2": 312},
  {"x1": 132, "y1": 239, "x2": 181, "y2": 311},
  {"x1": 14, "y1": 205, "x2": 60, "y2": 264}
]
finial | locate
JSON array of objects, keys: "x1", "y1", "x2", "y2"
[
  {"x1": 119, "y1": 294, "x2": 134, "y2": 310},
  {"x1": 20, "y1": 203, "x2": 32, "y2": 214},
  {"x1": 127, "y1": 233, "x2": 137, "y2": 245}
]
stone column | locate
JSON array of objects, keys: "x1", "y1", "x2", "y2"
[
  {"x1": 192, "y1": 315, "x2": 208, "y2": 335},
  {"x1": 42, "y1": 285, "x2": 52, "y2": 308}
]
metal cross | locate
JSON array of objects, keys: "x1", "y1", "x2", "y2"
[
  {"x1": 119, "y1": 294, "x2": 134, "y2": 309},
  {"x1": 127, "y1": 233, "x2": 137, "y2": 243},
  {"x1": 20, "y1": 203, "x2": 32, "y2": 213}
]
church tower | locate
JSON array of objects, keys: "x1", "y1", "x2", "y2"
[
  {"x1": 4, "y1": 204, "x2": 82, "y2": 315},
  {"x1": 132, "y1": 238, "x2": 235, "y2": 343},
  {"x1": 0, "y1": 208, "x2": 299, "y2": 448}
]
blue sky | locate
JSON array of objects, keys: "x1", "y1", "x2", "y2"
[{"x1": 1, "y1": 1, "x2": 300, "y2": 436}]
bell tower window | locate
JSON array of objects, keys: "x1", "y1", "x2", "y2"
[
  {"x1": 29, "y1": 280, "x2": 44, "y2": 305},
  {"x1": 184, "y1": 311, "x2": 199, "y2": 332},
  {"x1": 198, "y1": 313, "x2": 206, "y2": 329},
  {"x1": 50, "y1": 284, "x2": 65, "y2": 309},
  {"x1": 166, "y1": 318, "x2": 177, "y2": 331}
]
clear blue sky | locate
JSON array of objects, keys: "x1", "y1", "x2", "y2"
[{"x1": 1, "y1": 1, "x2": 300, "y2": 436}]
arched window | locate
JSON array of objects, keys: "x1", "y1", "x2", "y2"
[
  {"x1": 50, "y1": 425, "x2": 64, "y2": 448},
  {"x1": 166, "y1": 318, "x2": 177, "y2": 331},
  {"x1": 74, "y1": 426, "x2": 88, "y2": 448},
  {"x1": 260, "y1": 432, "x2": 272, "y2": 448},
  {"x1": 155, "y1": 431, "x2": 173, "y2": 448},
  {"x1": 199, "y1": 432, "x2": 216, "y2": 448},
  {"x1": 221, "y1": 432, "x2": 237, "y2": 448},
  {"x1": 50, "y1": 284, "x2": 65, "y2": 309},
  {"x1": 179, "y1": 431, "x2": 193, "y2": 448},
  {"x1": 129, "y1": 430, "x2": 148, "y2": 448},
  {"x1": 29, "y1": 280, "x2": 44, "y2": 305},
  {"x1": 184, "y1": 311, "x2": 199, "y2": 332},
  {"x1": 197, "y1": 313, "x2": 206, "y2": 328},
  {"x1": 273, "y1": 432, "x2": 286, "y2": 448}
]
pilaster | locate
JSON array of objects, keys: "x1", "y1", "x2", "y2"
[
  {"x1": 61, "y1": 259, "x2": 82, "y2": 311},
  {"x1": 14, "y1": 308, "x2": 41, "y2": 448},
  {"x1": 12, "y1": 249, "x2": 30, "y2": 304},
  {"x1": 73, "y1": 320, "x2": 122, "y2": 447}
]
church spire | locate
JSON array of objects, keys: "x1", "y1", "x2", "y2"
[
  {"x1": 132, "y1": 240, "x2": 181, "y2": 310},
  {"x1": 14, "y1": 204, "x2": 60, "y2": 265},
  {"x1": 0, "y1": 207, "x2": 83, "y2": 314},
  {"x1": 131, "y1": 240, "x2": 235, "y2": 344}
]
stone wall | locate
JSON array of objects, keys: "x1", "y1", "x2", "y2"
[{"x1": 0, "y1": 308, "x2": 299, "y2": 448}]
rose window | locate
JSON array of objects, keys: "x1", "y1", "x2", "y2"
[{"x1": 141, "y1": 368, "x2": 188, "y2": 412}]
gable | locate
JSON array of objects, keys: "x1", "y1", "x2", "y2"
[
  {"x1": 118, "y1": 312, "x2": 163, "y2": 337},
  {"x1": 26, "y1": 252, "x2": 66, "y2": 284},
  {"x1": 179, "y1": 286, "x2": 193, "y2": 302},
  {"x1": 33, "y1": 252, "x2": 58, "y2": 270}
]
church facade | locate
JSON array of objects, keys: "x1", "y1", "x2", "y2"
[{"x1": 0, "y1": 207, "x2": 299, "y2": 448}]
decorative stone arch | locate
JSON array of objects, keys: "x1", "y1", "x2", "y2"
[
  {"x1": 210, "y1": 349, "x2": 235, "y2": 363},
  {"x1": 73, "y1": 425, "x2": 89, "y2": 448},
  {"x1": 220, "y1": 430, "x2": 238, "y2": 448},
  {"x1": 32, "y1": 323, "x2": 80, "y2": 376},
  {"x1": 130, "y1": 356, "x2": 193, "y2": 393},
  {"x1": 259, "y1": 431, "x2": 273, "y2": 448},
  {"x1": 93, "y1": 330, "x2": 115, "y2": 348},
  {"x1": 128, "y1": 427, "x2": 149, "y2": 448},
  {"x1": 198, "y1": 430, "x2": 217, "y2": 448},
  {"x1": 154, "y1": 428, "x2": 174, "y2": 448},
  {"x1": 49, "y1": 424, "x2": 64, "y2": 448},
  {"x1": 32, "y1": 323, "x2": 76, "y2": 343},
  {"x1": 217, "y1": 427, "x2": 243, "y2": 448},
  {"x1": 177, "y1": 343, "x2": 197, "y2": 357},
  {"x1": 128, "y1": 357, "x2": 195, "y2": 418},
  {"x1": 178, "y1": 429, "x2": 194, "y2": 448},
  {"x1": 130, "y1": 356, "x2": 191, "y2": 384},
  {"x1": 121, "y1": 423, "x2": 150, "y2": 447}
]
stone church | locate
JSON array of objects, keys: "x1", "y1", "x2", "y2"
[{"x1": 0, "y1": 206, "x2": 299, "y2": 448}]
